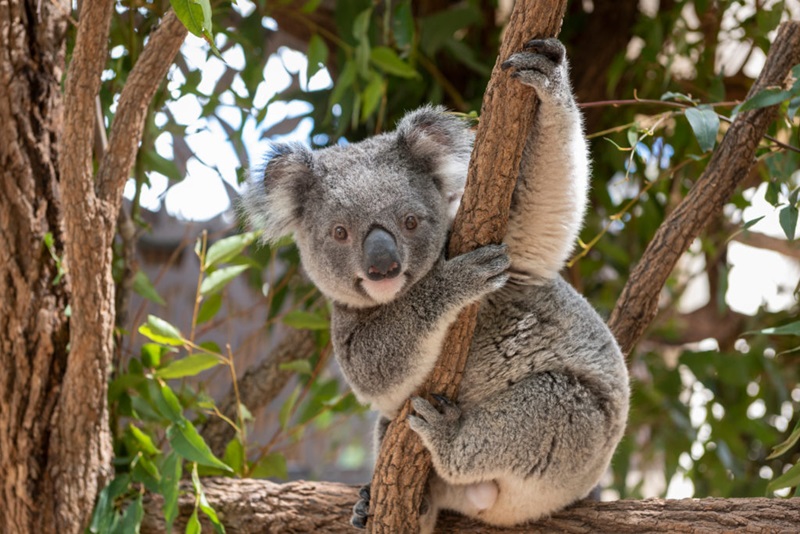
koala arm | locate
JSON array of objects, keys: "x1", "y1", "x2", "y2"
[
  {"x1": 501, "y1": 40, "x2": 591, "y2": 283},
  {"x1": 331, "y1": 245, "x2": 509, "y2": 418}
]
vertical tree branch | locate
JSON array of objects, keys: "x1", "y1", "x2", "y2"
[
  {"x1": 607, "y1": 21, "x2": 800, "y2": 355},
  {"x1": 367, "y1": 1, "x2": 569, "y2": 532}
]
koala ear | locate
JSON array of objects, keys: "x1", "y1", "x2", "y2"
[
  {"x1": 240, "y1": 143, "x2": 314, "y2": 242},
  {"x1": 395, "y1": 105, "x2": 473, "y2": 197}
]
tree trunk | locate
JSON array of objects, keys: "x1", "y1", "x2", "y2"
[{"x1": 0, "y1": 0, "x2": 75, "y2": 532}]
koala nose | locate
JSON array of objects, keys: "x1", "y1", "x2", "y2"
[{"x1": 363, "y1": 227, "x2": 401, "y2": 281}]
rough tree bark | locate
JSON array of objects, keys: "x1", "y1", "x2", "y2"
[
  {"x1": 1, "y1": 1, "x2": 187, "y2": 532},
  {"x1": 367, "y1": 1, "x2": 569, "y2": 532},
  {"x1": 140, "y1": 479, "x2": 800, "y2": 533}
]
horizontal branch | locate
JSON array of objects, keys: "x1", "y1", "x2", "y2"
[{"x1": 139, "y1": 479, "x2": 800, "y2": 533}]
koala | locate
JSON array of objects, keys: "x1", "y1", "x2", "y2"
[{"x1": 243, "y1": 39, "x2": 629, "y2": 533}]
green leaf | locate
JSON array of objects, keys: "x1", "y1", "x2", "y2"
[
  {"x1": 167, "y1": 422, "x2": 232, "y2": 472},
  {"x1": 191, "y1": 463, "x2": 226, "y2": 533},
  {"x1": 128, "y1": 424, "x2": 159, "y2": 455},
  {"x1": 306, "y1": 34, "x2": 329, "y2": 80},
  {"x1": 224, "y1": 437, "x2": 245, "y2": 473},
  {"x1": 139, "y1": 316, "x2": 184, "y2": 346},
  {"x1": 767, "y1": 421, "x2": 800, "y2": 460},
  {"x1": 660, "y1": 91, "x2": 696, "y2": 103},
  {"x1": 156, "y1": 353, "x2": 222, "y2": 379},
  {"x1": 684, "y1": 106, "x2": 720, "y2": 152},
  {"x1": 170, "y1": 0, "x2": 213, "y2": 39},
  {"x1": 369, "y1": 47, "x2": 419, "y2": 78},
  {"x1": 281, "y1": 310, "x2": 329, "y2": 330},
  {"x1": 779, "y1": 204, "x2": 798, "y2": 240},
  {"x1": 788, "y1": 95, "x2": 800, "y2": 119},
  {"x1": 766, "y1": 182, "x2": 781, "y2": 207},
  {"x1": 141, "y1": 343, "x2": 167, "y2": 368},
  {"x1": 279, "y1": 387, "x2": 301, "y2": 429},
  {"x1": 160, "y1": 452, "x2": 182, "y2": 531},
  {"x1": 185, "y1": 509, "x2": 201, "y2": 534},
  {"x1": 114, "y1": 495, "x2": 143, "y2": 534},
  {"x1": 250, "y1": 452, "x2": 288, "y2": 479},
  {"x1": 278, "y1": 359, "x2": 313, "y2": 375},
  {"x1": 361, "y1": 74, "x2": 384, "y2": 120},
  {"x1": 768, "y1": 461, "x2": 800, "y2": 493},
  {"x1": 196, "y1": 293, "x2": 223, "y2": 325},
  {"x1": 151, "y1": 381, "x2": 184, "y2": 424},
  {"x1": 352, "y1": 7, "x2": 372, "y2": 41},
  {"x1": 204, "y1": 232, "x2": 260, "y2": 269},
  {"x1": 392, "y1": 1, "x2": 414, "y2": 49},
  {"x1": 755, "y1": 320, "x2": 800, "y2": 336},
  {"x1": 329, "y1": 61, "x2": 357, "y2": 107},
  {"x1": 133, "y1": 271, "x2": 166, "y2": 306},
  {"x1": 200, "y1": 265, "x2": 250, "y2": 296},
  {"x1": 89, "y1": 475, "x2": 131, "y2": 534},
  {"x1": 742, "y1": 215, "x2": 765, "y2": 231},
  {"x1": 738, "y1": 88, "x2": 792, "y2": 113}
]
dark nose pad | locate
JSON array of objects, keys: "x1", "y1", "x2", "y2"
[{"x1": 363, "y1": 228, "x2": 401, "y2": 281}]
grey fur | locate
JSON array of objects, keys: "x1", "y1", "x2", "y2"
[{"x1": 243, "y1": 38, "x2": 629, "y2": 532}]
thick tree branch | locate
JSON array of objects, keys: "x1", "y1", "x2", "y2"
[
  {"x1": 96, "y1": 10, "x2": 187, "y2": 206},
  {"x1": 140, "y1": 479, "x2": 800, "y2": 533},
  {"x1": 732, "y1": 228, "x2": 800, "y2": 260},
  {"x1": 367, "y1": 1, "x2": 569, "y2": 532},
  {"x1": 608, "y1": 21, "x2": 800, "y2": 355},
  {"x1": 201, "y1": 328, "x2": 317, "y2": 455}
]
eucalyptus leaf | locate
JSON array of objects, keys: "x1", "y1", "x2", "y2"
[
  {"x1": 139, "y1": 315, "x2": 184, "y2": 346},
  {"x1": 133, "y1": 271, "x2": 166, "y2": 306},
  {"x1": 684, "y1": 106, "x2": 720, "y2": 152},
  {"x1": 370, "y1": 47, "x2": 419, "y2": 78},
  {"x1": 767, "y1": 461, "x2": 800, "y2": 493},
  {"x1": 306, "y1": 34, "x2": 329, "y2": 80},
  {"x1": 779, "y1": 204, "x2": 798, "y2": 241},
  {"x1": 156, "y1": 353, "x2": 222, "y2": 379},
  {"x1": 200, "y1": 265, "x2": 250, "y2": 296},
  {"x1": 204, "y1": 232, "x2": 260, "y2": 269},
  {"x1": 282, "y1": 310, "x2": 328, "y2": 330},
  {"x1": 196, "y1": 293, "x2": 223, "y2": 325},
  {"x1": 167, "y1": 423, "x2": 232, "y2": 472},
  {"x1": 160, "y1": 452, "x2": 182, "y2": 532},
  {"x1": 738, "y1": 88, "x2": 792, "y2": 113}
]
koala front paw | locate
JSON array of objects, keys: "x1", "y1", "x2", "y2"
[
  {"x1": 446, "y1": 244, "x2": 510, "y2": 302},
  {"x1": 408, "y1": 395, "x2": 462, "y2": 451},
  {"x1": 501, "y1": 38, "x2": 571, "y2": 105},
  {"x1": 350, "y1": 483, "x2": 371, "y2": 529}
]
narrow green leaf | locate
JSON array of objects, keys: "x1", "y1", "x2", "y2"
[
  {"x1": 89, "y1": 475, "x2": 131, "y2": 534},
  {"x1": 128, "y1": 424, "x2": 159, "y2": 455},
  {"x1": 196, "y1": 293, "x2": 223, "y2": 325},
  {"x1": 361, "y1": 74, "x2": 384, "y2": 119},
  {"x1": 204, "y1": 232, "x2": 260, "y2": 269},
  {"x1": 200, "y1": 265, "x2": 250, "y2": 296},
  {"x1": 779, "y1": 205, "x2": 798, "y2": 240},
  {"x1": 281, "y1": 310, "x2": 329, "y2": 330},
  {"x1": 369, "y1": 46, "x2": 419, "y2": 78},
  {"x1": 140, "y1": 343, "x2": 167, "y2": 368},
  {"x1": 279, "y1": 387, "x2": 301, "y2": 429},
  {"x1": 742, "y1": 216, "x2": 765, "y2": 231},
  {"x1": 139, "y1": 315, "x2": 184, "y2": 346},
  {"x1": 660, "y1": 91, "x2": 696, "y2": 103},
  {"x1": 788, "y1": 95, "x2": 800, "y2": 119},
  {"x1": 191, "y1": 463, "x2": 226, "y2": 533},
  {"x1": 185, "y1": 509, "x2": 201, "y2": 534},
  {"x1": 113, "y1": 495, "x2": 143, "y2": 534},
  {"x1": 223, "y1": 437, "x2": 245, "y2": 473},
  {"x1": 278, "y1": 359, "x2": 313, "y2": 375},
  {"x1": 160, "y1": 452, "x2": 182, "y2": 531},
  {"x1": 151, "y1": 381, "x2": 184, "y2": 424},
  {"x1": 768, "y1": 461, "x2": 800, "y2": 493},
  {"x1": 684, "y1": 106, "x2": 720, "y2": 152},
  {"x1": 756, "y1": 320, "x2": 800, "y2": 336},
  {"x1": 306, "y1": 34, "x2": 329, "y2": 80},
  {"x1": 133, "y1": 271, "x2": 166, "y2": 306},
  {"x1": 767, "y1": 422, "x2": 800, "y2": 460},
  {"x1": 156, "y1": 353, "x2": 222, "y2": 379},
  {"x1": 250, "y1": 452, "x2": 288, "y2": 479},
  {"x1": 738, "y1": 88, "x2": 792, "y2": 113},
  {"x1": 170, "y1": 0, "x2": 212, "y2": 38},
  {"x1": 167, "y1": 423, "x2": 232, "y2": 472},
  {"x1": 352, "y1": 7, "x2": 372, "y2": 41},
  {"x1": 766, "y1": 182, "x2": 781, "y2": 207}
]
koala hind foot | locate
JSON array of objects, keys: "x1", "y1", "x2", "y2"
[{"x1": 350, "y1": 483, "x2": 371, "y2": 529}]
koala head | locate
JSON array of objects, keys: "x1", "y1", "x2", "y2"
[{"x1": 242, "y1": 106, "x2": 473, "y2": 308}]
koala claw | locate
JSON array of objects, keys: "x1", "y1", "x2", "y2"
[
  {"x1": 522, "y1": 38, "x2": 566, "y2": 64},
  {"x1": 431, "y1": 393, "x2": 461, "y2": 420},
  {"x1": 350, "y1": 483, "x2": 371, "y2": 529}
]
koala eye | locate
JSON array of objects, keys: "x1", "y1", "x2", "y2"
[
  {"x1": 404, "y1": 215, "x2": 418, "y2": 231},
  {"x1": 333, "y1": 225, "x2": 349, "y2": 242}
]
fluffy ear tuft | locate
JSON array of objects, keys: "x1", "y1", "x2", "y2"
[
  {"x1": 395, "y1": 105, "x2": 473, "y2": 201},
  {"x1": 240, "y1": 143, "x2": 314, "y2": 242}
]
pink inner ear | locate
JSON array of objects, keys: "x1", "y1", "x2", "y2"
[{"x1": 465, "y1": 481, "x2": 499, "y2": 512}]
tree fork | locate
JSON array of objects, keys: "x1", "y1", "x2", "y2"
[{"x1": 367, "y1": 1, "x2": 569, "y2": 532}]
